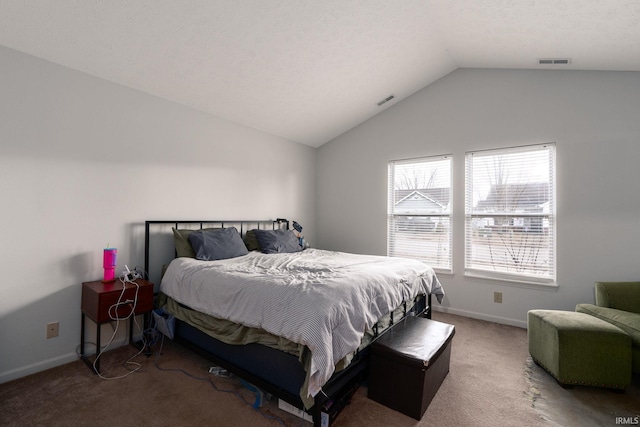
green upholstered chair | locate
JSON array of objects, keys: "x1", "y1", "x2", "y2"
[
  {"x1": 576, "y1": 281, "x2": 640, "y2": 374},
  {"x1": 528, "y1": 310, "x2": 632, "y2": 389}
]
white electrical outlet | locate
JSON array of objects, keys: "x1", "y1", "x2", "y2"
[{"x1": 46, "y1": 322, "x2": 59, "y2": 339}]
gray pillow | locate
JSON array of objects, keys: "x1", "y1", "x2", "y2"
[
  {"x1": 172, "y1": 227, "x2": 220, "y2": 258},
  {"x1": 252, "y1": 229, "x2": 302, "y2": 254},
  {"x1": 188, "y1": 227, "x2": 249, "y2": 261}
]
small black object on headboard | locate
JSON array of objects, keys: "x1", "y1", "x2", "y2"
[{"x1": 144, "y1": 219, "x2": 289, "y2": 285}]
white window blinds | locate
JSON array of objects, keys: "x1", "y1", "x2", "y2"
[
  {"x1": 388, "y1": 155, "x2": 452, "y2": 271},
  {"x1": 465, "y1": 144, "x2": 556, "y2": 283}
]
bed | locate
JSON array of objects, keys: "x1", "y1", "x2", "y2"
[{"x1": 144, "y1": 219, "x2": 444, "y2": 426}]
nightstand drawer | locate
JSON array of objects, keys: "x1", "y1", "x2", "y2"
[
  {"x1": 82, "y1": 279, "x2": 154, "y2": 323},
  {"x1": 97, "y1": 289, "x2": 136, "y2": 322}
]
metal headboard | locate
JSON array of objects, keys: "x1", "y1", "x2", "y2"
[{"x1": 144, "y1": 218, "x2": 289, "y2": 288}]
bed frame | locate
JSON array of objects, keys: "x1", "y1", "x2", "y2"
[{"x1": 144, "y1": 219, "x2": 431, "y2": 426}]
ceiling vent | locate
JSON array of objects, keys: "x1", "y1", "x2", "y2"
[
  {"x1": 377, "y1": 94, "x2": 395, "y2": 107},
  {"x1": 538, "y1": 58, "x2": 571, "y2": 65}
]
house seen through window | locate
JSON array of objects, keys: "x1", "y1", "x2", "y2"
[
  {"x1": 465, "y1": 143, "x2": 556, "y2": 284},
  {"x1": 387, "y1": 155, "x2": 452, "y2": 272}
]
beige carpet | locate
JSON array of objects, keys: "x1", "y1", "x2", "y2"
[
  {"x1": 1, "y1": 312, "x2": 635, "y2": 426},
  {"x1": 336, "y1": 312, "x2": 546, "y2": 427},
  {"x1": 525, "y1": 355, "x2": 640, "y2": 426}
]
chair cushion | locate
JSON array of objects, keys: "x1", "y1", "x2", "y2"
[{"x1": 576, "y1": 304, "x2": 640, "y2": 347}]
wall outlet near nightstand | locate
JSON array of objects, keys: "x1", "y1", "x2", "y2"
[
  {"x1": 494, "y1": 292, "x2": 503, "y2": 304},
  {"x1": 46, "y1": 321, "x2": 59, "y2": 339}
]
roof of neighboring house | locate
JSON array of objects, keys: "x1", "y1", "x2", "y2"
[
  {"x1": 393, "y1": 188, "x2": 450, "y2": 206},
  {"x1": 393, "y1": 189, "x2": 449, "y2": 214},
  {"x1": 476, "y1": 183, "x2": 549, "y2": 211}
]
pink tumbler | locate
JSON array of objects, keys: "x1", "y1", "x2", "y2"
[{"x1": 103, "y1": 248, "x2": 117, "y2": 283}]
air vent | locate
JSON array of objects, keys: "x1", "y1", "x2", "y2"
[
  {"x1": 538, "y1": 58, "x2": 571, "y2": 65},
  {"x1": 377, "y1": 94, "x2": 395, "y2": 107}
]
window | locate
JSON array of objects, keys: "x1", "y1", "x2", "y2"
[
  {"x1": 465, "y1": 144, "x2": 556, "y2": 283},
  {"x1": 388, "y1": 155, "x2": 452, "y2": 272}
]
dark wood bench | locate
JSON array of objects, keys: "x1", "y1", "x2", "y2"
[{"x1": 368, "y1": 316, "x2": 455, "y2": 420}]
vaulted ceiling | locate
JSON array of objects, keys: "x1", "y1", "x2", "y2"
[{"x1": 1, "y1": 1, "x2": 639, "y2": 147}]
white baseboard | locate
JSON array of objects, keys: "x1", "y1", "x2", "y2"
[
  {"x1": 0, "y1": 352, "x2": 78, "y2": 384},
  {"x1": 432, "y1": 306, "x2": 527, "y2": 329},
  {"x1": 1, "y1": 311, "x2": 523, "y2": 384},
  {"x1": 0, "y1": 331, "x2": 139, "y2": 385}
]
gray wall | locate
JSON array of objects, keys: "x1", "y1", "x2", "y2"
[
  {"x1": 317, "y1": 68, "x2": 640, "y2": 327},
  {"x1": 0, "y1": 46, "x2": 316, "y2": 382},
  {"x1": 4, "y1": 49, "x2": 640, "y2": 383}
]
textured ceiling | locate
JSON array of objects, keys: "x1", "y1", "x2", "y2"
[{"x1": 1, "y1": 1, "x2": 639, "y2": 147}]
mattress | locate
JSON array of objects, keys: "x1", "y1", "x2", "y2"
[
  {"x1": 159, "y1": 292, "x2": 424, "y2": 364},
  {"x1": 160, "y1": 248, "x2": 444, "y2": 399}
]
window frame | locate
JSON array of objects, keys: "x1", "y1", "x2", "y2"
[
  {"x1": 464, "y1": 143, "x2": 556, "y2": 285},
  {"x1": 387, "y1": 154, "x2": 453, "y2": 273}
]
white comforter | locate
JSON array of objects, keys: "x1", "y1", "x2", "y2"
[{"x1": 160, "y1": 248, "x2": 444, "y2": 398}]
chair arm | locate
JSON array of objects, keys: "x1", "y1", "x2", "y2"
[{"x1": 595, "y1": 282, "x2": 640, "y2": 314}]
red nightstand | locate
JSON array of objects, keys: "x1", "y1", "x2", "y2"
[{"x1": 80, "y1": 278, "x2": 154, "y2": 374}]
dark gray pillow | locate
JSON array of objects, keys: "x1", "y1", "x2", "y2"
[
  {"x1": 243, "y1": 229, "x2": 262, "y2": 251},
  {"x1": 252, "y1": 229, "x2": 302, "y2": 254},
  {"x1": 188, "y1": 227, "x2": 249, "y2": 261}
]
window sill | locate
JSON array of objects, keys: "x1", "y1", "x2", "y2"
[
  {"x1": 464, "y1": 270, "x2": 559, "y2": 291},
  {"x1": 433, "y1": 268, "x2": 453, "y2": 276}
]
